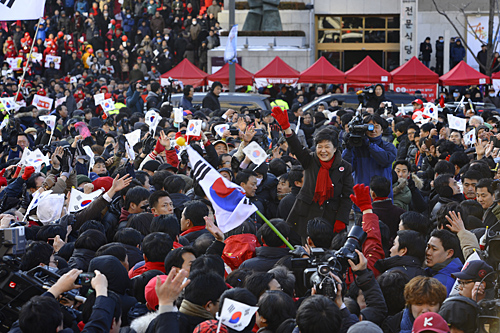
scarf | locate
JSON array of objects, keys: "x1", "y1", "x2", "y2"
[
  {"x1": 427, "y1": 257, "x2": 454, "y2": 272},
  {"x1": 313, "y1": 156, "x2": 335, "y2": 206},
  {"x1": 180, "y1": 225, "x2": 206, "y2": 237},
  {"x1": 179, "y1": 299, "x2": 214, "y2": 320},
  {"x1": 400, "y1": 307, "x2": 414, "y2": 333}
]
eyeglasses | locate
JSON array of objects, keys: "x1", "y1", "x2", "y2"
[{"x1": 458, "y1": 280, "x2": 475, "y2": 287}]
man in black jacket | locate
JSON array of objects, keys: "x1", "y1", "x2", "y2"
[
  {"x1": 239, "y1": 218, "x2": 291, "y2": 272},
  {"x1": 146, "y1": 82, "x2": 163, "y2": 110},
  {"x1": 374, "y1": 230, "x2": 426, "y2": 280},
  {"x1": 277, "y1": 165, "x2": 303, "y2": 219},
  {"x1": 202, "y1": 81, "x2": 222, "y2": 112},
  {"x1": 420, "y1": 37, "x2": 432, "y2": 68}
]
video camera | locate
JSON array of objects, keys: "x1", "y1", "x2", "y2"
[
  {"x1": 291, "y1": 225, "x2": 367, "y2": 298},
  {"x1": 344, "y1": 113, "x2": 374, "y2": 147},
  {"x1": 356, "y1": 85, "x2": 376, "y2": 106}
]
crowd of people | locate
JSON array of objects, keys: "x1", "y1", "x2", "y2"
[{"x1": 1, "y1": 2, "x2": 500, "y2": 333}]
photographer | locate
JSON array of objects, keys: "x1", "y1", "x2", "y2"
[
  {"x1": 146, "y1": 82, "x2": 163, "y2": 110},
  {"x1": 15, "y1": 269, "x2": 120, "y2": 333},
  {"x1": 126, "y1": 81, "x2": 145, "y2": 114},
  {"x1": 342, "y1": 114, "x2": 397, "y2": 198},
  {"x1": 364, "y1": 84, "x2": 394, "y2": 113},
  {"x1": 271, "y1": 106, "x2": 354, "y2": 243}
]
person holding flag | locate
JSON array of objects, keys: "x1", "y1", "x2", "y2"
[{"x1": 271, "y1": 106, "x2": 354, "y2": 244}]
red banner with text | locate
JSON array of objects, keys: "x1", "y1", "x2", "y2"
[{"x1": 393, "y1": 84, "x2": 437, "y2": 102}]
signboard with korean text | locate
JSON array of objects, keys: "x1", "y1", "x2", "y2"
[
  {"x1": 393, "y1": 84, "x2": 438, "y2": 101},
  {"x1": 400, "y1": 0, "x2": 418, "y2": 65}
]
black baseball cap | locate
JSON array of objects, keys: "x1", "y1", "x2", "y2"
[{"x1": 451, "y1": 260, "x2": 493, "y2": 281}]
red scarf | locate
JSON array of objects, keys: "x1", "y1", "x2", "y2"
[
  {"x1": 314, "y1": 157, "x2": 335, "y2": 206},
  {"x1": 180, "y1": 225, "x2": 206, "y2": 236}
]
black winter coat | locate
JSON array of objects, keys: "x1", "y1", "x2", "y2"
[
  {"x1": 374, "y1": 255, "x2": 426, "y2": 280},
  {"x1": 202, "y1": 91, "x2": 220, "y2": 112},
  {"x1": 239, "y1": 246, "x2": 291, "y2": 272},
  {"x1": 286, "y1": 132, "x2": 354, "y2": 242}
]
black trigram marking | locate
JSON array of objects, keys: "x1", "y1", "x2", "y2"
[{"x1": 0, "y1": 0, "x2": 16, "y2": 9}]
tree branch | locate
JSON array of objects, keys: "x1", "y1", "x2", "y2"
[{"x1": 431, "y1": 0, "x2": 490, "y2": 74}]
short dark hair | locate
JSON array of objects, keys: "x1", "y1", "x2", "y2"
[
  {"x1": 75, "y1": 229, "x2": 107, "y2": 252},
  {"x1": 288, "y1": 165, "x2": 304, "y2": 188},
  {"x1": 19, "y1": 296, "x2": 63, "y2": 333},
  {"x1": 370, "y1": 175, "x2": 391, "y2": 197},
  {"x1": 397, "y1": 230, "x2": 426, "y2": 261},
  {"x1": 126, "y1": 212, "x2": 154, "y2": 236},
  {"x1": 113, "y1": 227, "x2": 144, "y2": 247},
  {"x1": 142, "y1": 232, "x2": 174, "y2": 263},
  {"x1": 184, "y1": 271, "x2": 227, "y2": 306},
  {"x1": 449, "y1": 151, "x2": 469, "y2": 169},
  {"x1": 314, "y1": 127, "x2": 339, "y2": 147},
  {"x1": 259, "y1": 218, "x2": 290, "y2": 247},
  {"x1": 183, "y1": 201, "x2": 209, "y2": 226},
  {"x1": 149, "y1": 190, "x2": 171, "y2": 210},
  {"x1": 164, "y1": 246, "x2": 196, "y2": 272},
  {"x1": 190, "y1": 254, "x2": 225, "y2": 277},
  {"x1": 183, "y1": 85, "x2": 193, "y2": 96},
  {"x1": 393, "y1": 160, "x2": 410, "y2": 172},
  {"x1": 430, "y1": 229, "x2": 460, "y2": 257},
  {"x1": 20, "y1": 241, "x2": 53, "y2": 271},
  {"x1": 226, "y1": 268, "x2": 254, "y2": 288},
  {"x1": 377, "y1": 270, "x2": 410, "y2": 316},
  {"x1": 296, "y1": 295, "x2": 342, "y2": 333},
  {"x1": 258, "y1": 291, "x2": 297, "y2": 331},
  {"x1": 124, "y1": 186, "x2": 151, "y2": 210},
  {"x1": 363, "y1": 113, "x2": 388, "y2": 129},
  {"x1": 269, "y1": 158, "x2": 288, "y2": 177},
  {"x1": 435, "y1": 160, "x2": 455, "y2": 176},
  {"x1": 211, "y1": 81, "x2": 223, "y2": 91},
  {"x1": 476, "y1": 178, "x2": 494, "y2": 195},
  {"x1": 400, "y1": 211, "x2": 429, "y2": 235},
  {"x1": 135, "y1": 170, "x2": 151, "y2": 186},
  {"x1": 95, "y1": 242, "x2": 127, "y2": 263},
  {"x1": 394, "y1": 121, "x2": 408, "y2": 134},
  {"x1": 434, "y1": 174, "x2": 454, "y2": 198},
  {"x1": 235, "y1": 169, "x2": 257, "y2": 186},
  {"x1": 268, "y1": 266, "x2": 296, "y2": 298},
  {"x1": 78, "y1": 220, "x2": 106, "y2": 236},
  {"x1": 244, "y1": 272, "x2": 276, "y2": 299},
  {"x1": 26, "y1": 172, "x2": 44, "y2": 190},
  {"x1": 307, "y1": 217, "x2": 334, "y2": 248},
  {"x1": 163, "y1": 175, "x2": 186, "y2": 193},
  {"x1": 150, "y1": 214, "x2": 180, "y2": 240},
  {"x1": 462, "y1": 170, "x2": 482, "y2": 183},
  {"x1": 150, "y1": 170, "x2": 171, "y2": 191}
]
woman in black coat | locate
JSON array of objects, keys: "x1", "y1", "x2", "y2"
[{"x1": 271, "y1": 107, "x2": 354, "y2": 244}]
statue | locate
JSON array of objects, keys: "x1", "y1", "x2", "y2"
[{"x1": 242, "y1": 0, "x2": 282, "y2": 31}]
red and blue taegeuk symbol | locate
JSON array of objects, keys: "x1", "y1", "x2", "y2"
[
  {"x1": 252, "y1": 150, "x2": 260, "y2": 158},
  {"x1": 80, "y1": 200, "x2": 92, "y2": 208},
  {"x1": 228, "y1": 312, "x2": 242, "y2": 324},
  {"x1": 209, "y1": 178, "x2": 245, "y2": 211},
  {"x1": 150, "y1": 116, "x2": 155, "y2": 122},
  {"x1": 189, "y1": 123, "x2": 195, "y2": 131}
]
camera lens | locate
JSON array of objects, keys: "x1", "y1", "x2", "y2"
[
  {"x1": 368, "y1": 124, "x2": 374, "y2": 131},
  {"x1": 319, "y1": 265, "x2": 330, "y2": 275}
]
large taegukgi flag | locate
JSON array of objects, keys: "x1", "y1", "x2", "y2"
[
  {"x1": 0, "y1": 0, "x2": 46, "y2": 20},
  {"x1": 187, "y1": 146, "x2": 257, "y2": 233}
]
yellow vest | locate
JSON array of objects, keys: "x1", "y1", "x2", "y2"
[{"x1": 271, "y1": 99, "x2": 289, "y2": 110}]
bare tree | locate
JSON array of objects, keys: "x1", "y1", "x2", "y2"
[{"x1": 432, "y1": 0, "x2": 500, "y2": 76}]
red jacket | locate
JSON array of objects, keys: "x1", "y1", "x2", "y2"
[{"x1": 362, "y1": 212, "x2": 385, "y2": 277}]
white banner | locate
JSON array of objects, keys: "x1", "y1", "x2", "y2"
[
  {"x1": 45, "y1": 55, "x2": 61, "y2": 69},
  {"x1": 187, "y1": 146, "x2": 257, "y2": 233},
  {"x1": 254, "y1": 77, "x2": 298, "y2": 88},
  {"x1": 466, "y1": 15, "x2": 500, "y2": 71},
  {"x1": 125, "y1": 129, "x2": 141, "y2": 147},
  {"x1": 94, "y1": 93, "x2": 105, "y2": 105},
  {"x1": 6, "y1": 57, "x2": 23, "y2": 71},
  {"x1": 0, "y1": 0, "x2": 46, "y2": 20},
  {"x1": 32, "y1": 94, "x2": 54, "y2": 110}
]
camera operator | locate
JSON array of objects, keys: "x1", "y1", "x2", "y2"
[
  {"x1": 363, "y1": 85, "x2": 395, "y2": 113},
  {"x1": 342, "y1": 114, "x2": 397, "y2": 198},
  {"x1": 126, "y1": 81, "x2": 145, "y2": 114},
  {"x1": 14, "y1": 269, "x2": 121, "y2": 333}
]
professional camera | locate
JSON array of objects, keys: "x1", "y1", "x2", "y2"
[
  {"x1": 356, "y1": 85, "x2": 375, "y2": 106},
  {"x1": 344, "y1": 113, "x2": 374, "y2": 147},
  {"x1": 291, "y1": 225, "x2": 367, "y2": 298}
]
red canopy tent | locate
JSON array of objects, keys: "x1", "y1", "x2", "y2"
[
  {"x1": 391, "y1": 57, "x2": 439, "y2": 84},
  {"x1": 390, "y1": 56, "x2": 439, "y2": 100},
  {"x1": 207, "y1": 63, "x2": 254, "y2": 86},
  {"x1": 439, "y1": 61, "x2": 490, "y2": 86},
  {"x1": 160, "y1": 59, "x2": 208, "y2": 87},
  {"x1": 254, "y1": 57, "x2": 300, "y2": 88},
  {"x1": 344, "y1": 56, "x2": 391, "y2": 83},
  {"x1": 491, "y1": 71, "x2": 500, "y2": 79},
  {"x1": 299, "y1": 56, "x2": 345, "y2": 83}
]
